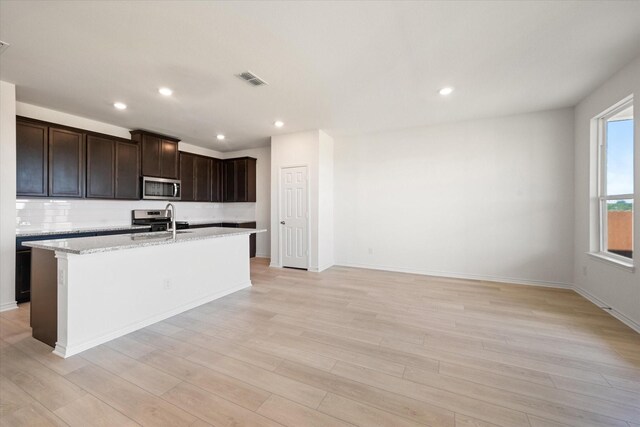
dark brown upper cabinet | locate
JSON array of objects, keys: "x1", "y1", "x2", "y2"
[
  {"x1": 223, "y1": 157, "x2": 256, "y2": 202},
  {"x1": 194, "y1": 155, "x2": 212, "y2": 202},
  {"x1": 211, "y1": 158, "x2": 224, "y2": 203},
  {"x1": 131, "y1": 130, "x2": 179, "y2": 179},
  {"x1": 161, "y1": 139, "x2": 179, "y2": 179},
  {"x1": 49, "y1": 127, "x2": 84, "y2": 198},
  {"x1": 86, "y1": 135, "x2": 139, "y2": 200},
  {"x1": 140, "y1": 133, "x2": 161, "y2": 177},
  {"x1": 115, "y1": 140, "x2": 140, "y2": 199},
  {"x1": 86, "y1": 135, "x2": 115, "y2": 198},
  {"x1": 16, "y1": 119, "x2": 48, "y2": 197},
  {"x1": 17, "y1": 117, "x2": 140, "y2": 200},
  {"x1": 179, "y1": 152, "x2": 196, "y2": 202},
  {"x1": 180, "y1": 152, "x2": 215, "y2": 202}
]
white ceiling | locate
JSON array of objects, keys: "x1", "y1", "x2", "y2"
[{"x1": 1, "y1": 1, "x2": 640, "y2": 151}]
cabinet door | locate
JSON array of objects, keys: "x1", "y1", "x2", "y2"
[
  {"x1": 86, "y1": 135, "x2": 115, "y2": 199},
  {"x1": 49, "y1": 127, "x2": 84, "y2": 198},
  {"x1": 224, "y1": 159, "x2": 236, "y2": 202},
  {"x1": 160, "y1": 139, "x2": 179, "y2": 179},
  {"x1": 235, "y1": 159, "x2": 247, "y2": 202},
  {"x1": 210, "y1": 158, "x2": 223, "y2": 202},
  {"x1": 15, "y1": 250, "x2": 31, "y2": 303},
  {"x1": 194, "y1": 156, "x2": 212, "y2": 201},
  {"x1": 246, "y1": 158, "x2": 257, "y2": 202},
  {"x1": 141, "y1": 134, "x2": 161, "y2": 177},
  {"x1": 180, "y1": 153, "x2": 195, "y2": 201},
  {"x1": 115, "y1": 141, "x2": 140, "y2": 199},
  {"x1": 16, "y1": 121, "x2": 48, "y2": 196}
]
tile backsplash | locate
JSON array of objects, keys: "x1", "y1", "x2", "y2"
[{"x1": 16, "y1": 199, "x2": 256, "y2": 232}]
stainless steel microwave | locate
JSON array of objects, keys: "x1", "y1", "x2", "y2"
[{"x1": 142, "y1": 177, "x2": 181, "y2": 200}]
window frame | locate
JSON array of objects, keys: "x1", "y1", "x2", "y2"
[{"x1": 595, "y1": 96, "x2": 634, "y2": 266}]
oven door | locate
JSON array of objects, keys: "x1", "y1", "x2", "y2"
[{"x1": 142, "y1": 177, "x2": 181, "y2": 200}]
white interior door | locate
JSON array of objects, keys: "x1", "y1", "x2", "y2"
[{"x1": 280, "y1": 166, "x2": 308, "y2": 269}]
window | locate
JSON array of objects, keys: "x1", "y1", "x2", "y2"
[{"x1": 596, "y1": 97, "x2": 634, "y2": 263}]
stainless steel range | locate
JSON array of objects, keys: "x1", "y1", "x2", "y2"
[{"x1": 131, "y1": 209, "x2": 188, "y2": 232}]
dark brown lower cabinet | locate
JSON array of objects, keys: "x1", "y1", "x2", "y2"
[
  {"x1": 15, "y1": 251, "x2": 31, "y2": 304},
  {"x1": 30, "y1": 248, "x2": 57, "y2": 347}
]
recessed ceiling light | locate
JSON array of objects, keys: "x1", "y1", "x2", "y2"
[
  {"x1": 439, "y1": 87, "x2": 454, "y2": 96},
  {"x1": 216, "y1": 134, "x2": 225, "y2": 140},
  {"x1": 274, "y1": 120, "x2": 284, "y2": 128},
  {"x1": 113, "y1": 102, "x2": 127, "y2": 110},
  {"x1": 158, "y1": 87, "x2": 173, "y2": 96}
]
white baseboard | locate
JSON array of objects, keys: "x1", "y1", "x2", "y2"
[
  {"x1": 0, "y1": 301, "x2": 18, "y2": 312},
  {"x1": 255, "y1": 253, "x2": 270, "y2": 259},
  {"x1": 309, "y1": 263, "x2": 334, "y2": 273},
  {"x1": 335, "y1": 261, "x2": 573, "y2": 289},
  {"x1": 269, "y1": 263, "x2": 282, "y2": 268},
  {"x1": 573, "y1": 286, "x2": 640, "y2": 334},
  {"x1": 54, "y1": 281, "x2": 251, "y2": 358}
]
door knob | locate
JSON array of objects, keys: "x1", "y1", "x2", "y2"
[{"x1": 280, "y1": 221, "x2": 285, "y2": 225}]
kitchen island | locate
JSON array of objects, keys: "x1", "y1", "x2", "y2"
[{"x1": 24, "y1": 227, "x2": 265, "y2": 358}]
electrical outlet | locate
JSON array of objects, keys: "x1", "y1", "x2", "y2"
[{"x1": 163, "y1": 279, "x2": 172, "y2": 290}]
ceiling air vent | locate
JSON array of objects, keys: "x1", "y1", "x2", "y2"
[
  {"x1": 236, "y1": 71, "x2": 268, "y2": 87},
  {"x1": 0, "y1": 41, "x2": 10, "y2": 56}
]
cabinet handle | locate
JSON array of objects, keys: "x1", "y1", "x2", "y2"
[{"x1": 280, "y1": 221, "x2": 285, "y2": 225}]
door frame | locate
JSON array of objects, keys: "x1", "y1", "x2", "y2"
[{"x1": 277, "y1": 164, "x2": 311, "y2": 269}]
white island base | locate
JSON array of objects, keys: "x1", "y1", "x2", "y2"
[{"x1": 28, "y1": 230, "x2": 258, "y2": 358}]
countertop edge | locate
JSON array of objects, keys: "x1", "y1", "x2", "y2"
[{"x1": 25, "y1": 228, "x2": 267, "y2": 255}]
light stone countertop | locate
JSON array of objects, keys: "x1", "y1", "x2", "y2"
[
  {"x1": 16, "y1": 225, "x2": 151, "y2": 237},
  {"x1": 23, "y1": 227, "x2": 266, "y2": 255}
]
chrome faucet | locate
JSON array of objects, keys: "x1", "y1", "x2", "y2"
[{"x1": 165, "y1": 203, "x2": 176, "y2": 239}]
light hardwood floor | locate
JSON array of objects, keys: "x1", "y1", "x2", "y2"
[{"x1": 1, "y1": 258, "x2": 639, "y2": 426}]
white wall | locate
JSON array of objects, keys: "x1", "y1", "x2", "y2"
[
  {"x1": 334, "y1": 108, "x2": 575, "y2": 287},
  {"x1": 318, "y1": 130, "x2": 335, "y2": 271},
  {"x1": 573, "y1": 56, "x2": 640, "y2": 331},
  {"x1": 17, "y1": 103, "x2": 131, "y2": 139},
  {"x1": 14, "y1": 103, "x2": 270, "y2": 257},
  {"x1": 16, "y1": 199, "x2": 226, "y2": 232},
  {"x1": 0, "y1": 81, "x2": 17, "y2": 311}
]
